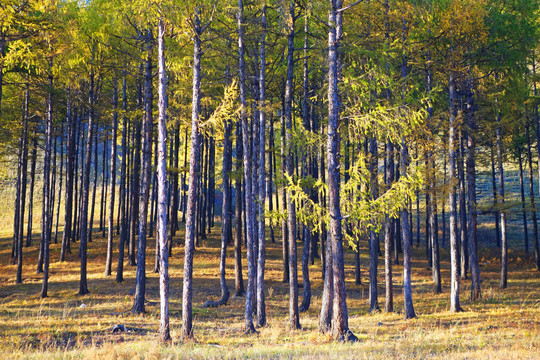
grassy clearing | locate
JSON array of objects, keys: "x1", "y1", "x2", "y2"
[{"x1": 0, "y1": 215, "x2": 539, "y2": 359}]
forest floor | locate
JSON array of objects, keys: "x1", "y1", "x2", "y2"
[{"x1": 0, "y1": 222, "x2": 539, "y2": 359}]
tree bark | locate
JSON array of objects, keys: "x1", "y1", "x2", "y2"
[
  {"x1": 496, "y1": 113, "x2": 508, "y2": 289},
  {"x1": 327, "y1": 0, "x2": 356, "y2": 341},
  {"x1": 105, "y1": 75, "x2": 118, "y2": 276},
  {"x1": 284, "y1": 0, "x2": 300, "y2": 331},
  {"x1": 182, "y1": 11, "x2": 202, "y2": 340},
  {"x1": 448, "y1": 72, "x2": 462, "y2": 312},
  {"x1": 157, "y1": 17, "x2": 171, "y2": 343},
  {"x1": 256, "y1": 6, "x2": 267, "y2": 327},
  {"x1": 526, "y1": 124, "x2": 540, "y2": 270},
  {"x1": 41, "y1": 61, "x2": 54, "y2": 298},
  {"x1": 116, "y1": 68, "x2": 129, "y2": 283},
  {"x1": 133, "y1": 32, "x2": 153, "y2": 314}
]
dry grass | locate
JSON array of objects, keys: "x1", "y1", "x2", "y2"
[{"x1": 0, "y1": 216, "x2": 539, "y2": 359}]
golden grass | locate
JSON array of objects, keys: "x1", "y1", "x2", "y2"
[{"x1": 0, "y1": 216, "x2": 539, "y2": 359}]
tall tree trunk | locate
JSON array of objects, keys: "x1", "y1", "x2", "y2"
[
  {"x1": 526, "y1": 124, "x2": 540, "y2": 270},
  {"x1": 490, "y1": 143, "x2": 501, "y2": 247},
  {"x1": 100, "y1": 127, "x2": 108, "y2": 236},
  {"x1": 157, "y1": 17, "x2": 171, "y2": 342},
  {"x1": 327, "y1": 0, "x2": 356, "y2": 341},
  {"x1": 299, "y1": 12, "x2": 311, "y2": 314},
  {"x1": 466, "y1": 119, "x2": 481, "y2": 300},
  {"x1": 458, "y1": 133, "x2": 467, "y2": 279},
  {"x1": 78, "y1": 58, "x2": 97, "y2": 296},
  {"x1": 53, "y1": 125, "x2": 64, "y2": 244},
  {"x1": 41, "y1": 61, "x2": 54, "y2": 298},
  {"x1": 26, "y1": 133, "x2": 38, "y2": 248},
  {"x1": 129, "y1": 91, "x2": 141, "y2": 267},
  {"x1": 105, "y1": 75, "x2": 118, "y2": 276},
  {"x1": 448, "y1": 72, "x2": 462, "y2": 312},
  {"x1": 181, "y1": 12, "x2": 202, "y2": 340},
  {"x1": 16, "y1": 83, "x2": 29, "y2": 284},
  {"x1": 518, "y1": 147, "x2": 529, "y2": 253},
  {"x1": 237, "y1": 0, "x2": 256, "y2": 334},
  {"x1": 133, "y1": 33, "x2": 154, "y2": 314},
  {"x1": 256, "y1": 6, "x2": 267, "y2": 327},
  {"x1": 88, "y1": 124, "x2": 99, "y2": 243},
  {"x1": 284, "y1": 0, "x2": 300, "y2": 331},
  {"x1": 280, "y1": 86, "x2": 289, "y2": 284},
  {"x1": 234, "y1": 121, "x2": 245, "y2": 296},
  {"x1": 496, "y1": 113, "x2": 508, "y2": 289},
  {"x1": 384, "y1": 141, "x2": 394, "y2": 311},
  {"x1": 116, "y1": 68, "x2": 129, "y2": 283},
  {"x1": 369, "y1": 137, "x2": 379, "y2": 313}
]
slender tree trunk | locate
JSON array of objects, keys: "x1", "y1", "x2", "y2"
[
  {"x1": 299, "y1": 12, "x2": 311, "y2": 314},
  {"x1": 369, "y1": 137, "x2": 379, "y2": 313},
  {"x1": 284, "y1": 1, "x2": 300, "y2": 330},
  {"x1": 116, "y1": 69, "x2": 129, "y2": 283},
  {"x1": 41, "y1": 60, "x2": 54, "y2": 298},
  {"x1": 384, "y1": 141, "x2": 394, "y2": 311},
  {"x1": 157, "y1": 18, "x2": 171, "y2": 342},
  {"x1": 256, "y1": 7, "x2": 267, "y2": 327},
  {"x1": 518, "y1": 147, "x2": 529, "y2": 253},
  {"x1": 88, "y1": 125, "x2": 98, "y2": 243},
  {"x1": 496, "y1": 113, "x2": 508, "y2": 289},
  {"x1": 16, "y1": 83, "x2": 29, "y2": 284},
  {"x1": 205, "y1": 104, "x2": 232, "y2": 308},
  {"x1": 234, "y1": 121, "x2": 245, "y2": 296},
  {"x1": 237, "y1": 0, "x2": 257, "y2": 334},
  {"x1": 280, "y1": 87, "x2": 289, "y2": 284},
  {"x1": 181, "y1": 12, "x2": 202, "y2": 340},
  {"x1": 526, "y1": 124, "x2": 540, "y2": 270},
  {"x1": 457, "y1": 133, "x2": 467, "y2": 279},
  {"x1": 448, "y1": 72, "x2": 462, "y2": 312},
  {"x1": 78, "y1": 58, "x2": 97, "y2": 296},
  {"x1": 133, "y1": 33, "x2": 153, "y2": 314},
  {"x1": 26, "y1": 133, "x2": 38, "y2": 248},
  {"x1": 53, "y1": 126, "x2": 64, "y2": 245},
  {"x1": 129, "y1": 99, "x2": 141, "y2": 267},
  {"x1": 490, "y1": 143, "x2": 501, "y2": 247},
  {"x1": 105, "y1": 75, "x2": 118, "y2": 276}
]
